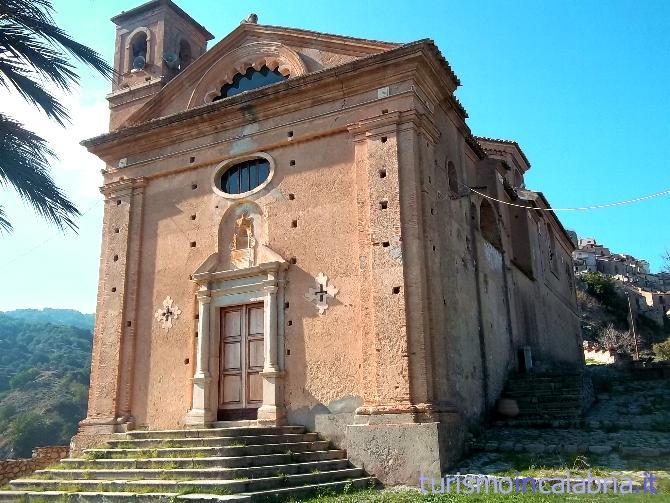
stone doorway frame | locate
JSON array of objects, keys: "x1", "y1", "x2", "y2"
[{"x1": 184, "y1": 260, "x2": 288, "y2": 426}]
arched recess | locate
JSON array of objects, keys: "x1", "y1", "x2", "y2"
[
  {"x1": 447, "y1": 160, "x2": 459, "y2": 195},
  {"x1": 217, "y1": 202, "x2": 283, "y2": 271},
  {"x1": 125, "y1": 27, "x2": 152, "y2": 73},
  {"x1": 479, "y1": 199, "x2": 502, "y2": 251},
  {"x1": 187, "y1": 42, "x2": 308, "y2": 108},
  {"x1": 547, "y1": 224, "x2": 559, "y2": 275},
  {"x1": 179, "y1": 39, "x2": 192, "y2": 69}
]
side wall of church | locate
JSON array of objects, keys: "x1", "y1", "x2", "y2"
[{"x1": 417, "y1": 97, "x2": 582, "y2": 425}]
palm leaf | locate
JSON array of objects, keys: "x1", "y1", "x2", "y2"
[
  {"x1": 0, "y1": 0, "x2": 113, "y2": 79},
  {"x1": 0, "y1": 24, "x2": 79, "y2": 89},
  {"x1": 0, "y1": 0, "x2": 112, "y2": 232},
  {"x1": 0, "y1": 60, "x2": 70, "y2": 125},
  {"x1": 0, "y1": 205, "x2": 12, "y2": 233},
  {"x1": 0, "y1": 113, "x2": 79, "y2": 231}
]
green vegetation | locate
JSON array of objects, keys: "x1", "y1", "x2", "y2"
[
  {"x1": 0, "y1": 310, "x2": 93, "y2": 458},
  {"x1": 653, "y1": 339, "x2": 670, "y2": 362},
  {"x1": 297, "y1": 488, "x2": 667, "y2": 502},
  {"x1": 578, "y1": 273, "x2": 670, "y2": 356}
]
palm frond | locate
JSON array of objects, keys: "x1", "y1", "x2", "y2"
[
  {"x1": 0, "y1": 205, "x2": 12, "y2": 233},
  {"x1": 0, "y1": 60, "x2": 70, "y2": 125},
  {"x1": 0, "y1": 0, "x2": 113, "y2": 79},
  {"x1": 0, "y1": 0, "x2": 109, "y2": 233},
  {"x1": 0, "y1": 113, "x2": 79, "y2": 232},
  {"x1": 0, "y1": 24, "x2": 78, "y2": 89}
]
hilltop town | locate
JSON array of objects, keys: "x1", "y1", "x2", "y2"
[{"x1": 573, "y1": 238, "x2": 670, "y2": 325}]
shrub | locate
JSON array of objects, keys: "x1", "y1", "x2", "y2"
[{"x1": 653, "y1": 339, "x2": 670, "y2": 362}]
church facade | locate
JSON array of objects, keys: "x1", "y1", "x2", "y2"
[{"x1": 75, "y1": 0, "x2": 583, "y2": 484}]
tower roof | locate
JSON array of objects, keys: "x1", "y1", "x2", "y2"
[{"x1": 111, "y1": 0, "x2": 214, "y2": 40}]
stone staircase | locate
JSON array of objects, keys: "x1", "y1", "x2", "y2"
[
  {"x1": 496, "y1": 370, "x2": 593, "y2": 425},
  {"x1": 0, "y1": 425, "x2": 374, "y2": 502}
]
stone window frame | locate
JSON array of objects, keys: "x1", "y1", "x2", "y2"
[{"x1": 212, "y1": 152, "x2": 275, "y2": 200}]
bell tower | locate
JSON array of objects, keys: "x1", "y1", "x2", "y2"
[{"x1": 108, "y1": 0, "x2": 213, "y2": 129}]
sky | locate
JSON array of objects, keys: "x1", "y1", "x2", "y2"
[{"x1": 0, "y1": 0, "x2": 668, "y2": 313}]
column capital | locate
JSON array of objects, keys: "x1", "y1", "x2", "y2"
[{"x1": 197, "y1": 292, "x2": 212, "y2": 303}]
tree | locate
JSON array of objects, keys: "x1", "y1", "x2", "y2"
[
  {"x1": 653, "y1": 339, "x2": 670, "y2": 362},
  {"x1": 0, "y1": 0, "x2": 111, "y2": 232},
  {"x1": 663, "y1": 250, "x2": 670, "y2": 273},
  {"x1": 597, "y1": 322, "x2": 636, "y2": 354}
]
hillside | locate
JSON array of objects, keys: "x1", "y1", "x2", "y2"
[
  {"x1": 0, "y1": 311, "x2": 93, "y2": 458},
  {"x1": 0, "y1": 309, "x2": 94, "y2": 331},
  {"x1": 577, "y1": 272, "x2": 670, "y2": 356}
]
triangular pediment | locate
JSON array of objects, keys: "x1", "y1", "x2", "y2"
[{"x1": 123, "y1": 23, "x2": 399, "y2": 126}]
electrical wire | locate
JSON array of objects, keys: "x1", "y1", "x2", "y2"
[
  {"x1": 0, "y1": 198, "x2": 102, "y2": 269},
  {"x1": 466, "y1": 185, "x2": 670, "y2": 212}
]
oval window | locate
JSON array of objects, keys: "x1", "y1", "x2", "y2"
[{"x1": 220, "y1": 157, "x2": 270, "y2": 195}]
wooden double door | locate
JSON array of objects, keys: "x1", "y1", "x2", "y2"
[{"x1": 218, "y1": 304, "x2": 265, "y2": 420}]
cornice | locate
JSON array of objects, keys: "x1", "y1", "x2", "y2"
[
  {"x1": 100, "y1": 177, "x2": 147, "y2": 197},
  {"x1": 348, "y1": 109, "x2": 440, "y2": 144},
  {"x1": 82, "y1": 40, "x2": 457, "y2": 153}
]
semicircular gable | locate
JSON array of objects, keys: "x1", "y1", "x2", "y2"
[{"x1": 187, "y1": 42, "x2": 308, "y2": 108}]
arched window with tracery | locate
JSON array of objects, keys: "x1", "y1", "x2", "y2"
[{"x1": 213, "y1": 65, "x2": 288, "y2": 100}]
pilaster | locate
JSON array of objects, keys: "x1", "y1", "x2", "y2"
[
  {"x1": 76, "y1": 176, "x2": 145, "y2": 441},
  {"x1": 348, "y1": 110, "x2": 442, "y2": 421},
  {"x1": 184, "y1": 289, "x2": 215, "y2": 425}
]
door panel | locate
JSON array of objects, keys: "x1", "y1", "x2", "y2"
[
  {"x1": 219, "y1": 303, "x2": 265, "y2": 417},
  {"x1": 223, "y1": 343, "x2": 241, "y2": 371},
  {"x1": 248, "y1": 339, "x2": 264, "y2": 368},
  {"x1": 248, "y1": 372, "x2": 263, "y2": 402},
  {"x1": 222, "y1": 375, "x2": 241, "y2": 404}
]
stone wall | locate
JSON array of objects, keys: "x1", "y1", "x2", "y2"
[
  {"x1": 583, "y1": 343, "x2": 616, "y2": 364},
  {"x1": 0, "y1": 446, "x2": 68, "y2": 486}
]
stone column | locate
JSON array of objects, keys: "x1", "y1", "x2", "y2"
[
  {"x1": 184, "y1": 290, "x2": 214, "y2": 425},
  {"x1": 258, "y1": 271, "x2": 285, "y2": 425},
  {"x1": 263, "y1": 284, "x2": 280, "y2": 372}
]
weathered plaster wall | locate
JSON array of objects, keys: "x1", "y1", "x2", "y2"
[{"x1": 122, "y1": 89, "x2": 420, "y2": 428}]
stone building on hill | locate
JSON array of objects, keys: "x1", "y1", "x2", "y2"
[{"x1": 74, "y1": 0, "x2": 583, "y2": 483}]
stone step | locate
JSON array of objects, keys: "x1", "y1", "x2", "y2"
[
  {"x1": 36, "y1": 459, "x2": 351, "y2": 481},
  {"x1": 0, "y1": 477, "x2": 374, "y2": 502},
  {"x1": 108, "y1": 432, "x2": 318, "y2": 449},
  {"x1": 122, "y1": 426, "x2": 305, "y2": 440},
  {"x1": 505, "y1": 390, "x2": 581, "y2": 399},
  {"x1": 61, "y1": 449, "x2": 347, "y2": 470},
  {"x1": 491, "y1": 418, "x2": 584, "y2": 429},
  {"x1": 83, "y1": 440, "x2": 330, "y2": 459},
  {"x1": 11, "y1": 468, "x2": 365, "y2": 494}
]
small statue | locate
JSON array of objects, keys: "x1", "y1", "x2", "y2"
[{"x1": 241, "y1": 13, "x2": 258, "y2": 25}]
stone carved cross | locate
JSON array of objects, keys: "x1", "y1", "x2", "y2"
[
  {"x1": 304, "y1": 272, "x2": 338, "y2": 314},
  {"x1": 155, "y1": 296, "x2": 182, "y2": 331}
]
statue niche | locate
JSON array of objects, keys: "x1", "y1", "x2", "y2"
[{"x1": 229, "y1": 211, "x2": 256, "y2": 269}]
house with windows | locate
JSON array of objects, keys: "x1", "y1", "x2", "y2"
[{"x1": 74, "y1": 0, "x2": 583, "y2": 484}]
